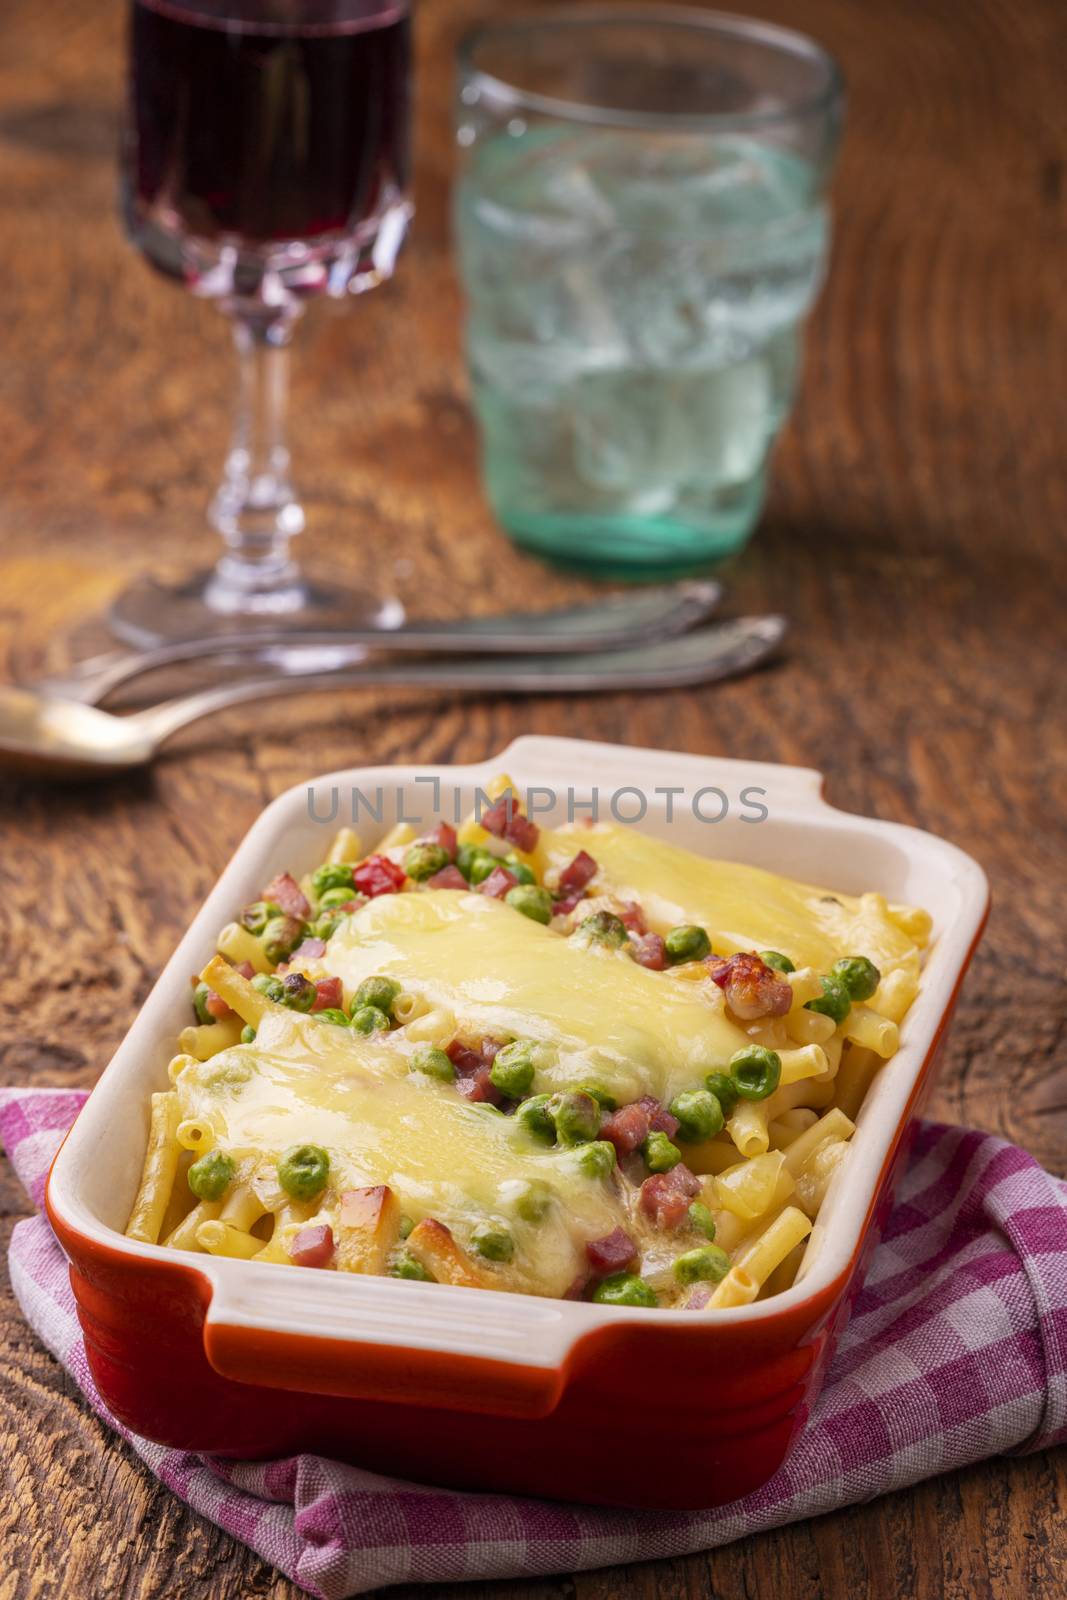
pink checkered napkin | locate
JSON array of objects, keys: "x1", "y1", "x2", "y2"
[{"x1": 2, "y1": 1088, "x2": 1065, "y2": 1598}]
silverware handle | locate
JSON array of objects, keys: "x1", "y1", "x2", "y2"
[
  {"x1": 134, "y1": 618, "x2": 786, "y2": 750},
  {"x1": 44, "y1": 581, "x2": 722, "y2": 704}
]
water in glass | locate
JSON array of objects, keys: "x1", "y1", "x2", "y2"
[{"x1": 457, "y1": 124, "x2": 829, "y2": 577}]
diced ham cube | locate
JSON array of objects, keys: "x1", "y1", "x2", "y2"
[
  {"x1": 552, "y1": 893, "x2": 584, "y2": 917},
  {"x1": 640, "y1": 1176, "x2": 691, "y2": 1230},
  {"x1": 637, "y1": 1095, "x2": 680, "y2": 1138},
  {"x1": 312, "y1": 976, "x2": 343, "y2": 1012},
  {"x1": 288, "y1": 1224, "x2": 335, "y2": 1269},
  {"x1": 234, "y1": 961, "x2": 256, "y2": 980},
  {"x1": 563, "y1": 1272, "x2": 591, "y2": 1301},
  {"x1": 262, "y1": 873, "x2": 311, "y2": 920},
  {"x1": 585, "y1": 1228, "x2": 637, "y2": 1276},
  {"x1": 454, "y1": 1064, "x2": 503, "y2": 1105},
  {"x1": 204, "y1": 990, "x2": 233, "y2": 1020},
  {"x1": 480, "y1": 796, "x2": 540, "y2": 852},
  {"x1": 505, "y1": 811, "x2": 540, "y2": 852},
  {"x1": 447, "y1": 1038, "x2": 503, "y2": 1081},
  {"x1": 630, "y1": 933, "x2": 667, "y2": 970},
  {"x1": 423, "y1": 821, "x2": 458, "y2": 859},
  {"x1": 672, "y1": 1163, "x2": 701, "y2": 1197},
  {"x1": 478, "y1": 865, "x2": 519, "y2": 900},
  {"x1": 619, "y1": 901, "x2": 647, "y2": 935},
  {"x1": 480, "y1": 796, "x2": 513, "y2": 838},
  {"x1": 290, "y1": 937, "x2": 327, "y2": 964},
  {"x1": 706, "y1": 951, "x2": 793, "y2": 1019},
  {"x1": 558, "y1": 850, "x2": 598, "y2": 895},
  {"x1": 600, "y1": 1102, "x2": 650, "y2": 1157},
  {"x1": 427, "y1": 864, "x2": 467, "y2": 890},
  {"x1": 352, "y1": 855, "x2": 406, "y2": 898},
  {"x1": 639, "y1": 1164, "x2": 701, "y2": 1229},
  {"x1": 685, "y1": 1284, "x2": 713, "y2": 1310},
  {"x1": 446, "y1": 1039, "x2": 484, "y2": 1075}
]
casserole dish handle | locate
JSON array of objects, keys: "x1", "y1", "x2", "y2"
[{"x1": 202, "y1": 1265, "x2": 585, "y2": 1419}]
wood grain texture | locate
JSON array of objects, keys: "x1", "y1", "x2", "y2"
[{"x1": 0, "y1": 0, "x2": 1064, "y2": 1595}]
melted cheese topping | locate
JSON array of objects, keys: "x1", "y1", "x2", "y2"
[
  {"x1": 324, "y1": 890, "x2": 751, "y2": 1105},
  {"x1": 175, "y1": 827, "x2": 928, "y2": 1299},
  {"x1": 538, "y1": 823, "x2": 922, "y2": 974},
  {"x1": 175, "y1": 1010, "x2": 624, "y2": 1297}
]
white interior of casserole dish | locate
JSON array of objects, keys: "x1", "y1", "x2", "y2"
[{"x1": 47, "y1": 737, "x2": 989, "y2": 1369}]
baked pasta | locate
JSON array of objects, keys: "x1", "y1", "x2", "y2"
[{"x1": 126, "y1": 777, "x2": 931, "y2": 1310}]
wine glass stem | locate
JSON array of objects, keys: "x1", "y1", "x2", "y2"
[{"x1": 208, "y1": 305, "x2": 306, "y2": 603}]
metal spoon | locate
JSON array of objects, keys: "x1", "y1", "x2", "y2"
[
  {"x1": 34, "y1": 580, "x2": 722, "y2": 705},
  {"x1": 0, "y1": 616, "x2": 785, "y2": 781}
]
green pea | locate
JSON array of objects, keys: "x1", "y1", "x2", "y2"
[
  {"x1": 404, "y1": 841, "x2": 451, "y2": 882},
  {"x1": 593, "y1": 1272, "x2": 658, "y2": 1308},
  {"x1": 398, "y1": 1214, "x2": 415, "y2": 1240},
  {"x1": 643, "y1": 1130, "x2": 682, "y2": 1172},
  {"x1": 504, "y1": 854, "x2": 537, "y2": 885},
  {"x1": 664, "y1": 925, "x2": 711, "y2": 964},
  {"x1": 390, "y1": 1250, "x2": 432, "y2": 1281},
  {"x1": 575, "y1": 1140, "x2": 617, "y2": 1180},
  {"x1": 832, "y1": 955, "x2": 881, "y2": 1002},
  {"x1": 353, "y1": 976, "x2": 401, "y2": 1017},
  {"x1": 311, "y1": 912, "x2": 343, "y2": 942},
  {"x1": 192, "y1": 982, "x2": 214, "y2": 1026},
  {"x1": 277, "y1": 1143, "x2": 330, "y2": 1201},
  {"x1": 674, "y1": 1244, "x2": 730, "y2": 1285},
  {"x1": 463, "y1": 847, "x2": 497, "y2": 886},
  {"x1": 515, "y1": 1093, "x2": 555, "y2": 1143},
  {"x1": 730, "y1": 1044, "x2": 782, "y2": 1100},
  {"x1": 514, "y1": 1180, "x2": 554, "y2": 1222},
  {"x1": 350, "y1": 1004, "x2": 389, "y2": 1036},
  {"x1": 805, "y1": 974, "x2": 852, "y2": 1025},
  {"x1": 410, "y1": 1044, "x2": 455, "y2": 1081},
  {"x1": 318, "y1": 885, "x2": 357, "y2": 912},
  {"x1": 262, "y1": 914, "x2": 304, "y2": 964},
  {"x1": 311, "y1": 863, "x2": 355, "y2": 899},
  {"x1": 251, "y1": 973, "x2": 285, "y2": 1003},
  {"x1": 548, "y1": 1090, "x2": 601, "y2": 1146},
  {"x1": 314, "y1": 1008, "x2": 350, "y2": 1028},
  {"x1": 455, "y1": 843, "x2": 480, "y2": 879},
  {"x1": 577, "y1": 1082, "x2": 617, "y2": 1111},
  {"x1": 575, "y1": 911, "x2": 629, "y2": 949},
  {"x1": 489, "y1": 1040, "x2": 537, "y2": 1098},
  {"x1": 240, "y1": 899, "x2": 280, "y2": 935},
  {"x1": 505, "y1": 884, "x2": 554, "y2": 925},
  {"x1": 279, "y1": 972, "x2": 316, "y2": 1013},
  {"x1": 704, "y1": 1070, "x2": 738, "y2": 1116},
  {"x1": 471, "y1": 1222, "x2": 514, "y2": 1262},
  {"x1": 187, "y1": 1150, "x2": 236, "y2": 1202},
  {"x1": 670, "y1": 1088, "x2": 724, "y2": 1142},
  {"x1": 760, "y1": 949, "x2": 795, "y2": 974},
  {"x1": 688, "y1": 1200, "x2": 717, "y2": 1240},
  {"x1": 240, "y1": 1024, "x2": 257, "y2": 1044}
]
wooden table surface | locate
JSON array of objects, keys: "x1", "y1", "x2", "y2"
[{"x1": 1, "y1": 0, "x2": 1064, "y2": 1595}]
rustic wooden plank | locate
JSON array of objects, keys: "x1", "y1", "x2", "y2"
[{"x1": 1, "y1": 0, "x2": 1065, "y2": 1594}]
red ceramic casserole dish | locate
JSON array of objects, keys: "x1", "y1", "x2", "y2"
[{"x1": 45, "y1": 737, "x2": 988, "y2": 1509}]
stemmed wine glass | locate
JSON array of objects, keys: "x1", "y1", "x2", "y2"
[{"x1": 115, "y1": 0, "x2": 412, "y2": 645}]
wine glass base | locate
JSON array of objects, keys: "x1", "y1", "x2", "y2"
[{"x1": 108, "y1": 570, "x2": 405, "y2": 647}]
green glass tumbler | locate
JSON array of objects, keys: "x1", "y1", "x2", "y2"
[{"x1": 454, "y1": 8, "x2": 843, "y2": 579}]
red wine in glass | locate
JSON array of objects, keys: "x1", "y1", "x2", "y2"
[{"x1": 115, "y1": 0, "x2": 413, "y2": 645}]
